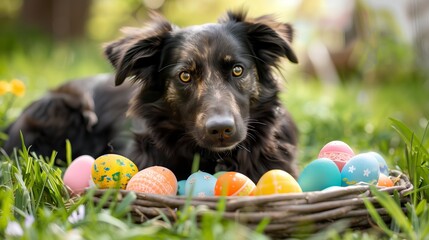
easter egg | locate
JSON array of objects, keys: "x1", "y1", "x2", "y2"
[
  {"x1": 126, "y1": 166, "x2": 177, "y2": 195},
  {"x1": 322, "y1": 186, "x2": 344, "y2": 192},
  {"x1": 298, "y1": 158, "x2": 341, "y2": 192},
  {"x1": 63, "y1": 155, "x2": 95, "y2": 195},
  {"x1": 91, "y1": 154, "x2": 138, "y2": 189},
  {"x1": 214, "y1": 172, "x2": 256, "y2": 196},
  {"x1": 341, "y1": 153, "x2": 380, "y2": 186},
  {"x1": 177, "y1": 180, "x2": 186, "y2": 195},
  {"x1": 214, "y1": 171, "x2": 227, "y2": 178},
  {"x1": 367, "y1": 152, "x2": 389, "y2": 175},
  {"x1": 318, "y1": 140, "x2": 354, "y2": 171},
  {"x1": 377, "y1": 173, "x2": 394, "y2": 187},
  {"x1": 255, "y1": 170, "x2": 302, "y2": 195},
  {"x1": 185, "y1": 171, "x2": 217, "y2": 197}
]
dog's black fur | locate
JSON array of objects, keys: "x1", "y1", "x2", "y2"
[
  {"x1": 3, "y1": 11, "x2": 298, "y2": 182},
  {"x1": 3, "y1": 74, "x2": 135, "y2": 164},
  {"x1": 104, "y1": 11, "x2": 299, "y2": 182}
]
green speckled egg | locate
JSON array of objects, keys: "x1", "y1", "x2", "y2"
[{"x1": 91, "y1": 154, "x2": 138, "y2": 189}]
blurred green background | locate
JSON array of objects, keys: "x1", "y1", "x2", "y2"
[{"x1": 1, "y1": 0, "x2": 428, "y2": 168}]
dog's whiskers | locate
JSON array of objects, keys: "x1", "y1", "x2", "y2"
[
  {"x1": 246, "y1": 132, "x2": 257, "y2": 142},
  {"x1": 246, "y1": 118, "x2": 267, "y2": 126},
  {"x1": 158, "y1": 63, "x2": 179, "y2": 72},
  {"x1": 242, "y1": 53, "x2": 267, "y2": 65},
  {"x1": 237, "y1": 143, "x2": 250, "y2": 153},
  {"x1": 215, "y1": 152, "x2": 225, "y2": 164}
]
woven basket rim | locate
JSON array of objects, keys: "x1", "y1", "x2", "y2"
[{"x1": 89, "y1": 169, "x2": 413, "y2": 237}]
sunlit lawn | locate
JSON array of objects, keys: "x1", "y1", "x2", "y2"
[{"x1": 1, "y1": 26, "x2": 429, "y2": 239}]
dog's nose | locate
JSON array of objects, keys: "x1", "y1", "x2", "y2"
[{"x1": 206, "y1": 115, "x2": 236, "y2": 139}]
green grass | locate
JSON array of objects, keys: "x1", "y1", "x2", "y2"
[
  {"x1": 0, "y1": 142, "x2": 268, "y2": 239},
  {"x1": 1, "y1": 119, "x2": 428, "y2": 239},
  {"x1": 283, "y1": 79, "x2": 429, "y2": 167},
  {"x1": 1, "y1": 24, "x2": 429, "y2": 239},
  {"x1": 363, "y1": 119, "x2": 429, "y2": 240},
  {"x1": 0, "y1": 24, "x2": 112, "y2": 118}
]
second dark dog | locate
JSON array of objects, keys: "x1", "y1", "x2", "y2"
[{"x1": 3, "y1": 74, "x2": 134, "y2": 164}]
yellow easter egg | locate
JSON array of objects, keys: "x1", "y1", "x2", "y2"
[
  {"x1": 91, "y1": 154, "x2": 138, "y2": 189},
  {"x1": 255, "y1": 169, "x2": 302, "y2": 195}
]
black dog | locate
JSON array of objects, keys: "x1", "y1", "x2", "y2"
[
  {"x1": 3, "y1": 74, "x2": 135, "y2": 164},
  {"x1": 104, "y1": 10, "x2": 299, "y2": 182}
]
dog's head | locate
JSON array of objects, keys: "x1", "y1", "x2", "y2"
[
  {"x1": 3, "y1": 84, "x2": 98, "y2": 160},
  {"x1": 104, "y1": 11, "x2": 297, "y2": 152}
]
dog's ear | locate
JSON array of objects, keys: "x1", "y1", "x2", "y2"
[
  {"x1": 220, "y1": 11, "x2": 298, "y2": 65},
  {"x1": 53, "y1": 85, "x2": 98, "y2": 130},
  {"x1": 104, "y1": 12, "x2": 173, "y2": 86}
]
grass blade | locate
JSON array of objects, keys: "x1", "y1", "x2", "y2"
[
  {"x1": 363, "y1": 196, "x2": 393, "y2": 236},
  {"x1": 390, "y1": 118, "x2": 428, "y2": 155},
  {"x1": 369, "y1": 186, "x2": 415, "y2": 240},
  {"x1": 112, "y1": 191, "x2": 136, "y2": 218},
  {"x1": 65, "y1": 139, "x2": 72, "y2": 166}
]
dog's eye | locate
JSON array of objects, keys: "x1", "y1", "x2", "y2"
[
  {"x1": 232, "y1": 66, "x2": 244, "y2": 77},
  {"x1": 179, "y1": 71, "x2": 191, "y2": 83}
]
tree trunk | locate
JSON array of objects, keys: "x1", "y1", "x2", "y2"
[{"x1": 20, "y1": 0, "x2": 91, "y2": 40}]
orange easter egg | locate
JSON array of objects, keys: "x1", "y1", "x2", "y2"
[
  {"x1": 255, "y1": 169, "x2": 302, "y2": 195},
  {"x1": 126, "y1": 166, "x2": 177, "y2": 195},
  {"x1": 214, "y1": 172, "x2": 256, "y2": 196},
  {"x1": 377, "y1": 173, "x2": 394, "y2": 187}
]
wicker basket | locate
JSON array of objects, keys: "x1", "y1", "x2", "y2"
[{"x1": 91, "y1": 170, "x2": 413, "y2": 238}]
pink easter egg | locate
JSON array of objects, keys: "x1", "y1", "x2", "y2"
[
  {"x1": 63, "y1": 155, "x2": 95, "y2": 195},
  {"x1": 318, "y1": 140, "x2": 354, "y2": 171}
]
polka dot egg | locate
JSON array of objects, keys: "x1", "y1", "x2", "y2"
[
  {"x1": 91, "y1": 154, "x2": 138, "y2": 189},
  {"x1": 214, "y1": 172, "x2": 256, "y2": 196}
]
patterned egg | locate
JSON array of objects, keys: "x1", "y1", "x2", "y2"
[
  {"x1": 318, "y1": 140, "x2": 354, "y2": 171},
  {"x1": 91, "y1": 154, "x2": 138, "y2": 189},
  {"x1": 185, "y1": 171, "x2": 217, "y2": 197},
  {"x1": 63, "y1": 155, "x2": 95, "y2": 195},
  {"x1": 298, "y1": 158, "x2": 342, "y2": 192},
  {"x1": 214, "y1": 172, "x2": 256, "y2": 196},
  {"x1": 214, "y1": 171, "x2": 227, "y2": 178},
  {"x1": 341, "y1": 153, "x2": 380, "y2": 186},
  {"x1": 255, "y1": 170, "x2": 302, "y2": 195},
  {"x1": 126, "y1": 166, "x2": 177, "y2": 195},
  {"x1": 377, "y1": 173, "x2": 394, "y2": 187},
  {"x1": 177, "y1": 180, "x2": 186, "y2": 195},
  {"x1": 367, "y1": 152, "x2": 389, "y2": 175}
]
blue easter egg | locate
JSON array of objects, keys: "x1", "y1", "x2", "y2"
[
  {"x1": 185, "y1": 171, "x2": 217, "y2": 197},
  {"x1": 298, "y1": 158, "x2": 342, "y2": 192},
  {"x1": 177, "y1": 180, "x2": 186, "y2": 195},
  {"x1": 341, "y1": 153, "x2": 380, "y2": 186},
  {"x1": 367, "y1": 152, "x2": 389, "y2": 176},
  {"x1": 322, "y1": 186, "x2": 344, "y2": 192}
]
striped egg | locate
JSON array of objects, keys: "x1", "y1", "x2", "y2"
[{"x1": 126, "y1": 166, "x2": 178, "y2": 195}]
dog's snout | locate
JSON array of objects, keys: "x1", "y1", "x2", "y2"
[{"x1": 206, "y1": 115, "x2": 236, "y2": 139}]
